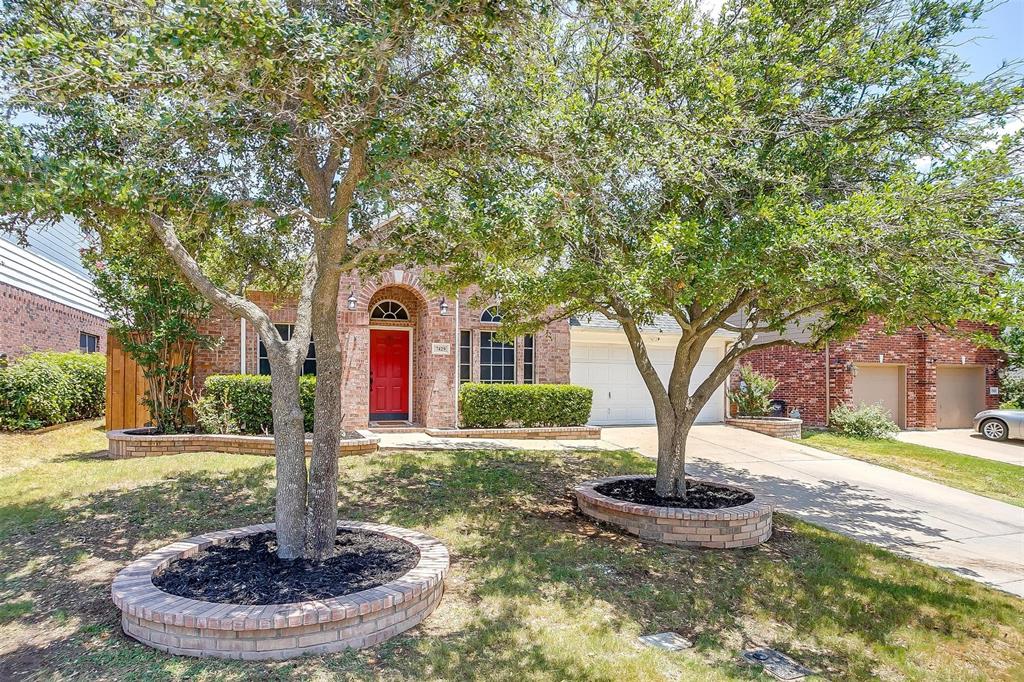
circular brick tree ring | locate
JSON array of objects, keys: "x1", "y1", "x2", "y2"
[
  {"x1": 574, "y1": 475, "x2": 773, "y2": 548},
  {"x1": 111, "y1": 521, "x2": 449, "y2": 660}
]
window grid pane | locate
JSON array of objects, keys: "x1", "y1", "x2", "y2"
[
  {"x1": 523, "y1": 334, "x2": 534, "y2": 384},
  {"x1": 459, "y1": 330, "x2": 471, "y2": 384},
  {"x1": 79, "y1": 332, "x2": 99, "y2": 353},
  {"x1": 259, "y1": 324, "x2": 317, "y2": 376},
  {"x1": 479, "y1": 331, "x2": 515, "y2": 384}
]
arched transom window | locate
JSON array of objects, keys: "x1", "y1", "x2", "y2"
[
  {"x1": 481, "y1": 306, "x2": 502, "y2": 323},
  {"x1": 370, "y1": 300, "x2": 410, "y2": 321}
]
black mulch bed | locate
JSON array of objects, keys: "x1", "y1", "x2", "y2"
[
  {"x1": 153, "y1": 530, "x2": 419, "y2": 605},
  {"x1": 594, "y1": 477, "x2": 754, "y2": 509}
]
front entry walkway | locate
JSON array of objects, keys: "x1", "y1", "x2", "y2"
[
  {"x1": 374, "y1": 430, "x2": 622, "y2": 453},
  {"x1": 601, "y1": 425, "x2": 1024, "y2": 597}
]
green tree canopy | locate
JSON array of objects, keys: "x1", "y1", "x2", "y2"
[
  {"x1": 1, "y1": 0, "x2": 537, "y2": 557},
  {"x1": 411, "y1": 0, "x2": 1024, "y2": 496}
]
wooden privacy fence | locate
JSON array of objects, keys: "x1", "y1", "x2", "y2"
[
  {"x1": 105, "y1": 333, "x2": 198, "y2": 431},
  {"x1": 106, "y1": 334, "x2": 150, "y2": 430}
]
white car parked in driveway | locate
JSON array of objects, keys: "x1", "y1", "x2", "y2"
[{"x1": 973, "y1": 409, "x2": 1024, "y2": 441}]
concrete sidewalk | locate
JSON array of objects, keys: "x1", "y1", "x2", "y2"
[
  {"x1": 602, "y1": 425, "x2": 1024, "y2": 597},
  {"x1": 896, "y1": 428, "x2": 1024, "y2": 466}
]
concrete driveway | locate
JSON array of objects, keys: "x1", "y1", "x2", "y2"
[
  {"x1": 601, "y1": 425, "x2": 1024, "y2": 597},
  {"x1": 896, "y1": 428, "x2": 1024, "y2": 466}
]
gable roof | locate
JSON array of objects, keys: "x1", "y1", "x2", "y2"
[{"x1": 570, "y1": 312, "x2": 684, "y2": 334}]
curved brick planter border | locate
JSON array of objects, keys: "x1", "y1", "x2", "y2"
[
  {"x1": 725, "y1": 417, "x2": 802, "y2": 440},
  {"x1": 107, "y1": 430, "x2": 379, "y2": 460},
  {"x1": 111, "y1": 521, "x2": 448, "y2": 660},
  {"x1": 574, "y1": 475, "x2": 773, "y2": 549}
]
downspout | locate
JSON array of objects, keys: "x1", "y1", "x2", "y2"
[
  {"x1": 454, "y1": 295, "x2": 460, "y2": 427},
  {"x1": 824, "y1": 341, "x2": 830, "y2": 426},
  {"x1": 240, "y1": 318, "x2": 247, "y2": 374}
]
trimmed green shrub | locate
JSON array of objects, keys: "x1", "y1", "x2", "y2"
[
  {"x1": 829, "y1": 402, "x2": 900, "y2": 439},
  {"x1": 459, "y1": 383, "x2": 593, "y2": 428},
  {"x1": 197, "y1": 374, "x2": 316, "y2": 434},
  {"x1": 727, "y1": 364, "x2": 779, "y2": 417},
  {"x1": 31, "y1": 352, "x2": 106, "y2": 421},
  {"x1": 0, "y1": 351, "x2": 105, "y2": 430}
]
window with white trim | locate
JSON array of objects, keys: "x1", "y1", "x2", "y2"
[
  {"x1": 370, "y1": 300, "x2": 409, "y2": 321},
  {"x1": 480, "y1": 306, "x2": 502, "y2": 323},
  {"x1": 258, "y1": 324, "x2": 316, "y2": 375},
  {"x1": 523, "y1": 334, "x2": 534, "y2": 384},
  {"x1": 459, "y1": 330, "x2": 472, "y2": 384},
  {"x1": 79, "y1": 332, "x2": 99, "y2": 354},
  {"x1": 479, "y1": 331, "x2": 515, "y2": 383}
]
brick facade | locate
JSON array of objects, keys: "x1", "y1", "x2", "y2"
[
  {"x1": 106, "y1": 429, "x2": 380, "y2": 459},
  {"x1": 734, "y1": 319, "x2": 1003, "y2": 429},
  {"x1": 192, "y1": 269, "x2": 573, "y2": 429},
  {"x1": 0, "y1": 282, "x2": 108, "y2": 359}
]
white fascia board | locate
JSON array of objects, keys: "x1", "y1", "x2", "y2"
[{"x1": 0, "y1": 239, "x2": 107, "y2": 319}]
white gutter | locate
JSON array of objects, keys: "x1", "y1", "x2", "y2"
[{"x1": 453, "y1": 296, "x2": 460, "y2": 427}]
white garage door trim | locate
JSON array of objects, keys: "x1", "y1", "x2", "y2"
[{"x1": 570, "y1": 330, "x2": 727, "y2": 426}]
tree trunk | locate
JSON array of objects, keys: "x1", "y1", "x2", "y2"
[
  {"x1": 654, "y1": 411, "x2": 695, "y2": 499},
  {"x1": 269, "y1": 363, "x2": 308, "y2": 559},
  {"x1": 304, "y1": 273, "x2": 344, "y2": 561}
]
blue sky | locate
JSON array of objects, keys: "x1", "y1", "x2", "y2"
[{"x1": 954, "y1": 0, "x2": 1024, "y2": 80}]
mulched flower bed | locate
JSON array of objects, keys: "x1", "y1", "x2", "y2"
[
  {"x1": 594, "y1": 478, "x2": 754, "y2": 509},
  {"x1": 152, "y1": 529, "x2": 419, "y2": 605}
]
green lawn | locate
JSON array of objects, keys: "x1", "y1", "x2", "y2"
[
  {"x1": 1, "y1": 421, "x2": 1022, "y2": 681},
  {"x1": 801, "y1": 431, "x2": 1024, "y2": 508}
]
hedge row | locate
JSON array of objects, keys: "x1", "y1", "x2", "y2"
[
  {"x1": 194, "y1": 374, "x2": 316, "y2": 435},
  {"x1": 0, "y1": 352, "x2": 106, "y2": 430},
  {"x1": 459, "y1": 383, "x2": 593, "y2": 428}
]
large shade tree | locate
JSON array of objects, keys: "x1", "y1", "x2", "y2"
[
  {"x1": 0, "y1": 0, "x2": 534, "y2": 558},
  {"x1": 412, "y1": 0, "x2": 1024, "y2": 497}
]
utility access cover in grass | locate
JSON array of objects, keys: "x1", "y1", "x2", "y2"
[
  {"x1": 742, "y1": 648, "x2": 813, "y2": 680},
  {"x1": 637, "y1": 632, "x2": 693, "y2": 651}
]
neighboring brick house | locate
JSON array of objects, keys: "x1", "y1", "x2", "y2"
[
  {"x1": 0, "y1": 223, "x2": 108, "y2": 360},
  {"x1": 193, "y1": 268, "x2": 571, "y2": 430},
  {"x1": 733, "y1": 318, "x2": 1003, "y2": 430}
]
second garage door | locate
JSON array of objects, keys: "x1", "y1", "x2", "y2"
[
  {"x1": 936, "y1": 366, "x2": 986, "y2": 428},
  {"x1": 570, "y1": 337, "x2": 726, "y2": 425},
  {"x1": 852, "y1": 364, "x2": 905, "y2": 428}
]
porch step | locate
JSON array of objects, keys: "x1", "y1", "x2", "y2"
[{"x1": 368, "y1": 422, "x2": 427, "y2": 433}]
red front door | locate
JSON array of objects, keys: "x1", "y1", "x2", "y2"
[{"x1": 369, "y1": 329, "x2": 410, "y2": 419}]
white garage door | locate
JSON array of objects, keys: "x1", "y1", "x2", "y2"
[{"x1": 571, "y1": 338, "x2": 726, "y2": 425}]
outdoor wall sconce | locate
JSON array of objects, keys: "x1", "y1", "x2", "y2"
[
  {"x1": 439, "y1": 297, "x2": 449, "y2": 316},
  {"x1": 347, "y1": 291, "x2": 357, "y2": 310}
]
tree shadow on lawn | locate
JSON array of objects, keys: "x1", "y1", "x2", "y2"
[
  {"x1": 0, "y1": 448, "x2": 1020, "y2": 681},
  {"x1": 339, "y1": 449, "x2": 1023, "y2": 680}
]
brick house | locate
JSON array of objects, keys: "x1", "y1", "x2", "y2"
[
  {"x1": 733, "y1": 318, "x2": 1003, "y2": 430},
  {"x1": 193, "y1": 268, "x2": 573, "y2": 430},
  {"x1": 0, "y1": 222, "x2": 108, "y2": 360},
  {"x1": 191, "y1": 271, "x2": 731, "y2": 430},
  {"x1": 188, "y1": 264, "x2": 1001, "y2": 431}
]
